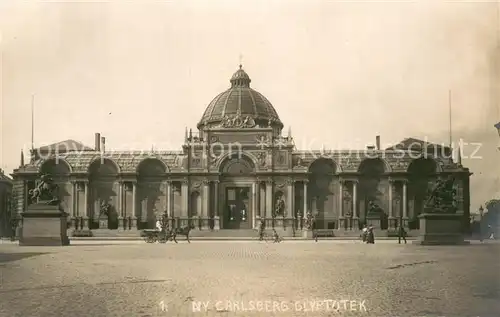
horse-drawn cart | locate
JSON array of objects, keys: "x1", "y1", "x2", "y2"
[{"x1": 141, "y1": 229, "x2": 173, "y2": 243}]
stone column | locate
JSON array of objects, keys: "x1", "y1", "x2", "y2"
[
  {"x1": 402, "y1": 180, "x2": 408, "y2": 227},
  {"x1": 286, "y1": 179, "x2": 294, "y2": 230},
  {"x1": 202, "y1": 180, "x2": 210, "y2": 229},
  {"x1": 352, "y1": 180, "x2": 359, "y2": 229},
  {"x1": 69, "y1": 181, "x2": 76, "y2": 228},
  {"x1": 388, "y1": 179, "x2": 394, "y2": 229},
  {"x1": 286, "y1": 180, "x2": 294, "y2": 218},
  {"x1": 303, "y1": 180, "x2": 308, "y2": 217},
  {"x1": 131, "y1": 181, "x2": 138, "y2": 228},
  {"x1": 213, "y1": 181, "x2": 220, "y2": 230},
  {"x1": 83, "y1": 180, "x2": 89, "y2": 229},
  {"x1": 260, "y1": 182, "x2": 266, "y2": 218},
  {"x1": 339, "y1": 179, "x2": 344, "y2": 229},
  {"x1": 252, "y1": 181, "x2": 258, "y2": 229},
  {"x1": 265, "y1": 180, "x2": 273, "y2": 225},
  {"x1": 117, "y1": 181, "x2": 124, "y2": 228},
  {"x1": 166, "y1": 181, "x2": 172, "y2": 218},
  {"x1": 181, "y1": 179, "x2": 189, "y2": 219}
]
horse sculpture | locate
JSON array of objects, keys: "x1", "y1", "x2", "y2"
[
  {"x1": 425, "y1": 176, "x2": 457, "y2": 213},
  {"x1": 28, "y1": 174, "x2": 59, "y2": 205}
]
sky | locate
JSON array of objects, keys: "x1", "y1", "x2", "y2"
[{"x1": 0, "y1": 0, "x2": 499, "y2": 210}]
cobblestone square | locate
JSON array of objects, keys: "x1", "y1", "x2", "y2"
[{"x1": 0, "y1": 240, "x2": 499, "y2": 317}]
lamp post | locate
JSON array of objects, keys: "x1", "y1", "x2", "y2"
[{"x1": 479, "y1": 205, "x2": 484, "y2": 242}]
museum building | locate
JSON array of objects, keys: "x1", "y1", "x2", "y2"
[{"x1": 11, "y1": 65, "x2": 471, "y2": 235}]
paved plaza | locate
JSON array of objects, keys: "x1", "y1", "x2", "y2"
[{"x1": 0, "y1": 240, "x2": 499, "y2": 317}]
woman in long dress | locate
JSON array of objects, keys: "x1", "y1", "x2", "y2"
[{"x1": 366, "y1": 227, "x2": 375, "y2": 244}]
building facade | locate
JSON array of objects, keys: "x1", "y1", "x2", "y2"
[
  {"x1": 11, "y1": 66, "x2": 471, "y2": 235},
  {"x1": 0, "y1": 169, "x2": 13, "y2": 237}
]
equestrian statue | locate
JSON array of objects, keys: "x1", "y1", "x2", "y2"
[
  {"x1": 424, "y1": 176, "x2": 457, "y2": 213},
  {"x1": 28, "y1": 174, "x2": 60, "y2": 205}
]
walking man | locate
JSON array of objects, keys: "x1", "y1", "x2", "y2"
[
  {"x1": 258, "y1": 218, "x2": 265, "y2": 241},
  {"x1": 311, "y1": 217, "x2": 318, "y2": 242},
  {"x1": 398, "y1": 225, "x2": 407, "y2": 244}
]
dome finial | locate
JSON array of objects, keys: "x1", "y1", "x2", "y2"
[{"x1": 239, "y1": 53, "x2": 243, "y2": 69}]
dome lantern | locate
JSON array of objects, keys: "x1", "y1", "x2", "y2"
[{"x1": 230, "y1": 64, "x2": 251, "y2": 88}]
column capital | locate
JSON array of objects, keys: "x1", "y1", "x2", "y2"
[
  {"x1": 181, "y1": 178, "x2": 189, "y2": 185},
  {"x1": 303, "y1": 179, "x2": 309, "y2": 184},
  {"x1": 265, "y1": 179, "x2": 273, "y2": 185},
  {"x1": 285, "y1": 179, "x2": 295, "y2": 185},
  {"x1": 202, "y1": 179, "x2": 210, "y2": 186}
]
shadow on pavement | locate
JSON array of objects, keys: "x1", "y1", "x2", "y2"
[{"x1": 0, "y1": 252, "x2": 48, "y2": 264}]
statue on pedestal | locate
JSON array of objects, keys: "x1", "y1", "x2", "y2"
[
  {"x1": 367, "y1": 200, "x2": 383, "y2": 215},
  {"x1": 424, "y1": 176, "x2": 457, "y2": 213},
  {"x1": 274, "y1": 196, "x2": 285, "y2": 217},
  {"x1": 29, "y1": 174, "x2": 59, "y2": 205},
  {"x1": 98, "y1": 201, "x2": 111, "y2": 219},
  {"x1": 304, "y1": 210, "x2": 313, "y2": 229}
]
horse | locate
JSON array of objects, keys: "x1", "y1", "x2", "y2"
[{"x1": 171, "y1": 224, "x2": 195, "y2": 243}]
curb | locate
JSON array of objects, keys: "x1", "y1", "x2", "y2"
[{"x1": 68, "y1": 237, "x2": 419, "y2": 241}]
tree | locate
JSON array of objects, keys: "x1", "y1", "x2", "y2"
[{"x1": 484, "y1": 199, "x2": 500, "y2": 226}]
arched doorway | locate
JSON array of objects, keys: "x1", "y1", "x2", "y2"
[
  {"x1": 308, "y1": 158, "x2": 337, "y2": 229},
  {"x1": 408, "y1": 158, "x2": 437, "y2": 229},
  {"x1": 137, "y1": 159, "x2": 166, "y2": 229},
  {"x1": 88, "y1": 159, "x2": 119, "y2": 229},
  {"x1": 219, "y1": 153, "x2": 255, "y2": 229},
  {"x1": 358, "y1": 158, "x2": 388, "y2": 229}
]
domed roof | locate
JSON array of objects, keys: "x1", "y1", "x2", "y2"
[{"x1": 197, "y1": 65, "x2": 283, "y2": 129}]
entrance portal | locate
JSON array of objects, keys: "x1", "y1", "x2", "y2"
[{"x1": 224, "y1": 187, "x2": 251, "y2": 229}]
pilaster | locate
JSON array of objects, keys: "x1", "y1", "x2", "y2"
[
  {"x1": 202, "y1": 180, "x2": 210, "y2": 229},
  {"x1": 303, "y1": 180, "x2": 308, "y2": 218},
  {"x1": 265, "y1": 180, "x2": 273, "y2": 224},
  {"x1": 402, "y1": 179, "x2": 409, "y2": 228},
  {"x1": 181, "y1": 179, "x2": 189, "y2": 218}
]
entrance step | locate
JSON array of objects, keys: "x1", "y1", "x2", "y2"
[{"x1": 81, "y1": 229, "x2": 141, "y2": 238}]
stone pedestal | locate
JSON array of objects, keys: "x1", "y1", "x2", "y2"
[
  {"x1": 118, "y1": 217, "x2": 125, "y2": 229},
  {"x1": 81, "y1": 217, "x2": 89, "y2": 230},
  {"x1": 366, "y1": 215, "x2": 381, "y2": 229},
  {"x1": 98, "y1": 217, "x2": 108, "y2": 229},
  {"x1": 339, "y1": 217, "x2": 347, "y2": 229},
  {"x1": 352, "y1": 218, "x2": 359, "y2": 230},
  {"x1": 412, "y1": 212, "x2": 469, "y2": 245},
  {"x1": 388, "y1": 217, "x2": 397, "y2": 230},
  {"x1": 20, "y1": 203, "x2": 70, "y2": 246},
  {"x1": 213, "y1": 216, "x2": 220, "y2": 230},
  {"x1": 130, "y1": 217, "x2": 138, "y2": 229}
]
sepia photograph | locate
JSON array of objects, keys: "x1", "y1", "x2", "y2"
[{"x1": 0, "y1": 0, "x2": 499, "y2": 316}]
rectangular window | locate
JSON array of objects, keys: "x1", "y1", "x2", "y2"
[{"x1": 228, "y1": 189, "x2": 235, "y2": 201}]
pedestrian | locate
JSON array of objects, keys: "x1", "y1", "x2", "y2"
[
  {"x1": 398, "y1": 225, "x2": 407, "y2": 244},
  {"x1": 488, "y1": 225, "x2": 495, "y2": 240},
  {"x1": 366, "y1": 226, "x2": 375, "y2": 244},
  {"x1": 311, "y1": 217, "x2": 318, "y2": 242},
  {"x1": 361, "y1": 224, "x2": 368, "y2": 242},
  {"x1": 258, "y1": 219, "x2": 265, "y2": 241},
  {"x1": 272, "y1": 229, "x2": 281, "y2": 243}
]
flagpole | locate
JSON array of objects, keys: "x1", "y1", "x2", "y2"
[
  {"x1": 31, "y1": 94, "x2": 35, "y2": 152},
  {"x1": 448, "y1": 90, "x2": 452, "y2": 149}
]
